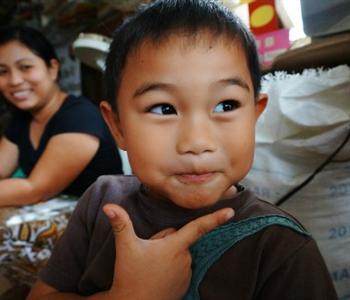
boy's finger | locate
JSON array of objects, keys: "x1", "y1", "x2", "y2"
[
  {"x1": 103, "y1": 203, "x2": 137, "y2": 245},
  {"x1": 150, "y1": 227, "x2": 176, "y2": 240},
  {"x1": 173, "y1": 208, "x2": 234, "y2": 248}
]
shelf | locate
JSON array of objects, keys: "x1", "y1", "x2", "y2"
[{"x1": 270, "y1": 31, "x2": 350, "y2": 72}]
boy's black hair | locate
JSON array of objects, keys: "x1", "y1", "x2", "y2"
[
  {"x1": 105, "y1": 0, "x2": 261, "y2": 111},
  {"x1": 0, "y1": 25, "x2": 59, "y2": 67}
]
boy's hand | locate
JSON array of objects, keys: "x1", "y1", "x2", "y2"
[{"x1": 103, "y1": 203, "x2": 234, "y2": 300}]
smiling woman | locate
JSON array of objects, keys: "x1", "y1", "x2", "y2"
[{"x1": 0, "y1": 25, "x2": 123, "y2": 207}]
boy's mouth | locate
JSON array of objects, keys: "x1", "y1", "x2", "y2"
[{"x1": 175, "y1": 172, "x2": 217, "y2": 184}]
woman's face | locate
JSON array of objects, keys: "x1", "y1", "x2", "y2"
[{"x1": 0, "y1": 40, "x2": 59, "y2": 112}]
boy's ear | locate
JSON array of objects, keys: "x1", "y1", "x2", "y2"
[
  {"x1": 255, "y1": 93, "x2": 268, "y2": 121},
  {"x1": 100, "y1": 101, "x2": 127, "y2": 150}
]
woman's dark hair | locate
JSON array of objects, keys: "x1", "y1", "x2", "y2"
[
  {"x1": 105, "y1": 0, "x2": 261, "y2": 110},
  {"x1": 0, "y1": 25, "x2": 59, "y2": 67}
]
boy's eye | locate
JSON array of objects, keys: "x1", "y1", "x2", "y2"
[
  {"x1": 213, "y1": 100, "x2": 240, "y2": 113},
  {"x1": 148, "y1": 104, "x2": 177, "y2": 115},
  {"x1": 0, "y1": 69, "x2": 7, "y2": 75}
]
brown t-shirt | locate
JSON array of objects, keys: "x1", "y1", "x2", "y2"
[{"x1": 39, "y1": 175, "x2": 337, "y2": 299}]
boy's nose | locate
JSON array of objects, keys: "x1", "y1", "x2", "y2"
[{"x1": 176, "y1": 117, "x2": 217, "y2": 155}]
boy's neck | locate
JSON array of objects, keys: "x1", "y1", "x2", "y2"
[{"x1": 141, "y1": 183, "x2": 242, "y2": 210}]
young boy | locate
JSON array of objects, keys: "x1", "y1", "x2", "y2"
[{"x1": 29, "y1": 0, "x2": 337, "y2": 299}]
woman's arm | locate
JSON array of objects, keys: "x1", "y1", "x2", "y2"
[
  {"x1": 0, "y1": 136, "x2": 19, "y2": 179},
  {"x1": 0, "y1": 133, "x2": 99, "y2": 206}
]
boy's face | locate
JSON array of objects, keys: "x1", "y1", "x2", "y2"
[{"x1": 102, "y1": 33, "x2": 266, "y2": 209}]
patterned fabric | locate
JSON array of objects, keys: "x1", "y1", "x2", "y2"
[
  {"x1": 0, "y1": 195, "x2": 77, "y2": 289},
  {"x1": 184, "y1": 215, "x2": 309, "y2": 300}
]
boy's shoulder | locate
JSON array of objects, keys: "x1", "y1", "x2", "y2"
[
  {"x1": 226, "y1": 189, "x2": 312, "y2": 259},
  {"x1": 76, "y1": 175, "x2": 141, "y2": 222},
  {"x1": 186, "y1": 190, "x2": 337, "y2": 300},
  {"x1": 92, "y1": 175, "x2": 141, "y2": 199},
  {"x1": 233, "y1": 188, "x2": 302, "y2": 225}
]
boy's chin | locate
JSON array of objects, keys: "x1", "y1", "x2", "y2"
[
  {"x1": 168, "y1": 184, "x2": 239, "y2": 209},
  {"x1": 144, "y1": 182, "x2": 237, "y2": 209},
  {"x1": 167, "y1": 192, "x2": 225, "y2": 210}
]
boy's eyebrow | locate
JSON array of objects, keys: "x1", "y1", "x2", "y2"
[
  {"x1": 132, "y1": 77, "x2": 250, "y2": 98},
  {"x1": 133, "y1": 82, "x2": 174, "y2": 98},
  {"x1": 218, "y1": 77, "x2": 250, "y2": 92}
]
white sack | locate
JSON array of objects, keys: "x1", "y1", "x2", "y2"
[{"x1": 243, "y1": 65, "x2": 350, "y2": 299}]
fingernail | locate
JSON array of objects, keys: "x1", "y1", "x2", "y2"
[
  {"x1": 225, "y1": 209, "x2": 234, "y2": 219},
  {"x1": 105, "y1": 208, "x2": 116, "y2": 219}
]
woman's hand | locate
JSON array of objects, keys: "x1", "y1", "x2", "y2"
[{"x1": 103, "y1": 203, "x2": 234, "y2": 300}]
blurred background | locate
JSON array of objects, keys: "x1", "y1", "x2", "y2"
[{"x1": 0, "y1": 0, "x2": 349, "y2": 107}]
